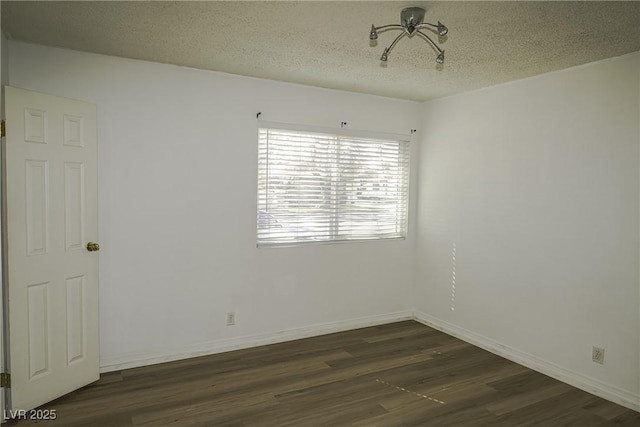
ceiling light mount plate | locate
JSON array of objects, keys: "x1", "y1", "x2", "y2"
[{"x1": 401, "y1": 7, "x2": 425, "y2": 35}]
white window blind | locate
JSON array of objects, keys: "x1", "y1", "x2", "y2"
[{"x1": 257, "y1": 125, "x2": 410, "y2": 246}]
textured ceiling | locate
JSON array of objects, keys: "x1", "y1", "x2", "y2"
[{"x1": 2, "y1": 1, "x2": 640, "y2": 102}]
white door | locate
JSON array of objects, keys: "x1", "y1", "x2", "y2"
[{"x1": 4, "y1": 86, "x2": 99, "y2": 410}]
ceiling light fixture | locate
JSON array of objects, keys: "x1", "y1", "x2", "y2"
[{"x1": 370, "y1": 7, "x2": 448, "y2": 64}]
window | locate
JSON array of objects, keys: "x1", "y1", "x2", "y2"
[{"x1": 257, "y1": 123, "x2": 410, "y2": 246}]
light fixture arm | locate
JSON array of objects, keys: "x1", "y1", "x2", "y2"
[
  {"x1": 415, "y1": 21, "x2": 448, "y2": 37},
  {"x1": 381, "y1": 32, "x2": 407, "y2": 61},
  {"x1": 417, "y1": 30, "x2": 446, "y2": 64},
  {"x1": 373, "y1": 24, "x2": 404, "y2": 32},
  {"x1": 416, "y1": 30, "x2": 443, "y2": 54}
]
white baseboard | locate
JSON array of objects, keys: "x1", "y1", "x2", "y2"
[
  {"x1": 412, "y1": 310, "x2": 640, "y2": 412},
  {"x1": 100, "y1": 310, "x2": 413, "y2": 373}
]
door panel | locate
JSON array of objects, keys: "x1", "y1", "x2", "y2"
[
  {"x1": 25, "y1": 159, "x2": 49, "y2": 256},
  {"x1": 5, "y1": 86, "x2": 99, "y2": 410}
]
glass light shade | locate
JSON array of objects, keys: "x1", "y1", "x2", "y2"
[
  {"x1": 370, "y1": 25, "x2": 378, "y2": 40},
  {"x1": 437, "y1": 21, "x2": 448, "y2": 36}
]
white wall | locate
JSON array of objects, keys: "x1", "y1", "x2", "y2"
[
  {"x1": 415, "y1": 53, "x2": 640, "y2": 409},
  {"x1": 8, "y1": 41, "x2": 419, "y2": 370}
]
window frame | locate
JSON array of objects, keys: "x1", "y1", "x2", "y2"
[{"x1": 256, "y1": 121, "x2": 411, "y2": 248}]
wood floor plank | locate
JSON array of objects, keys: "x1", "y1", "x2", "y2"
[
  {"x1": 486, "y1": 382, "x2": 575, "y2": 416},
  {"x1": 608, "y1": 409, "x2": 640, "y2": 426},
  {"x1": 6, "y1": 321, "x2": 638, "y2": 426},
  {"x1": 581, "y1": 397, "x2": 636, "y2": 420}
]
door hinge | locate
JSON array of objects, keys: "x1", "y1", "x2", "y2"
[
  {"x1": 0, "y1": 372, "x2": 9, "y2": 388},
  {"x1": 0, "y1": 120, "x2": 5, "y2": 138}
]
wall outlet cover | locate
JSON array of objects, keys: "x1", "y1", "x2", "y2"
[
  {"x1": 592, "y1": 346, "x2": 605, "y2": 365},
  {"x1": 226, "y1": 312, "x2": 235, "y2": 326}
]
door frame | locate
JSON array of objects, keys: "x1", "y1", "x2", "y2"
[{"x1": 1, "y1": 84, "x2": 8, "y2": 419}]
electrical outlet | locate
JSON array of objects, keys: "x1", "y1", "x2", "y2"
[
  {"x1": 226, "y1": 312, "x2": 235, "y2": 326},
  {"x1": 592, "y1": 346, "x2": 605, "y2": 365}
]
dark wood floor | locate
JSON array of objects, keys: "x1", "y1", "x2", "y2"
[{"x1": 7, "y1": 321, "x2": 640, "y2": 426}]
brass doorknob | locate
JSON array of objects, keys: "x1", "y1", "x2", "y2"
[{"x1": 86, "y1": 242, "x2": 100, "y2": 252}]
